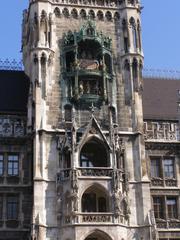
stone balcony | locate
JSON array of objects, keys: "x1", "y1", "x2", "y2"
[
  {"x1": 63, "y1": 212, "x2": 125, "y2": 225},
  {"x1": 57, "y1": 167, "x2": 123, "y2": 183}
]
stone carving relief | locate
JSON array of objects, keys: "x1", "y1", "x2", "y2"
[
  {"x1": 70, "y1": 169, "x2": 79, "y2": 213},
  {"x1": 144, "y1": 121, "x2": 178, "y2": 141},
  {"x1": 0, "y1": 117, "x2": 25, "y2": 137}
]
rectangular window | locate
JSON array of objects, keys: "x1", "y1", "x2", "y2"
[
  {"x1": 7, "y1": 155, "x2": 19, "y2": 176},
  {"x1": 0, "y1": 155, "x2": 4, "y2": 176},
  {"x1": 7, "y1": 196, "x2": 18, "y2": 220},
  {"x1": 163, "y1": 158, "x2": 174, "y2": 178},
  {"x1": 0, "y1": 196, "x2": 3, "y2": 219},
  {"x1": 167, "y1": 197, "x2": 177, "y2": 219},
  {"x1": 151, "y1": 158, "x2": 161, "y2": 178},
  {"x1": 153, "y1": 196, "x2": 164, "y2": 219}
]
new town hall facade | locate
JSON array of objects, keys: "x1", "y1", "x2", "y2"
[{"x1": 0, "y1": 0, "x2": 180, "y2": 239}]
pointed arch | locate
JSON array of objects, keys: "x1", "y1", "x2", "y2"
[
  {"x1": 129, "y1": 17, "x2": 137, "y2": 50},
  {"x1": 97, "y1": 10, "x2": 104, "y2": 21},
  {"x1": 83, "y1": 229, "x2": 113, "y2": 240},
  {"x1": 124, "y1": 59, "x2": 131, "y2": 105},
  {"x1": 132, "y1": 58, "x2": 138, "y2": 86},
  {"x1": 114, "y1": 12, "x2": 120, "y2": 21},
  {"x1": 80, "y1": 9, "x2": 87, "y2": 19},
  {"x1": 54, "y1": 7, "x2": 61, "y2": 17},
  {"x1": 137, "y1": 19, "x2": 142, "y2": 51},
  {"x1": 62, "y1": 8, "x2": 70, "y2": 18},
  {"x1": 122, "y1": 19, "x2": 129, "y2": 53},
  {"x1": 105, "y1": 11, "x2": 112, "y2": 21},
  {"x1": 80, "y1": 136, "x2": 110, "y2": 167},
  {"x1": 81, "y1": 183, "x2": 110, "y2": 212},
  {"x1": 71, "y1": 8, "x2": 78, "y2": 19},
  {"x1": 88, "y1": 10, "x2": 95, "y2": 19}
]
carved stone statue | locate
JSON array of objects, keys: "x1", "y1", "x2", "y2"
[{"x1": 114, "y1": 190, "x2": 123, "y2": 216}]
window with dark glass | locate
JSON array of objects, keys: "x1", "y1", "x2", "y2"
[
  {"x1": 8, "y1": 155, "x2": 19, "y2": 176},
  {"x1": 164, "y1": 159, "x2": 174, "y2": 178},
  {"x1": 82, "y1": 187, "x2": 108, "y2": 212},
  {"x1": 0, "y1": 196, "x2": 3, "y2": 219},
  {"x1": 167, "y1": 197, "x2": 177, "y2": 219},
  {"x1": 151, "y1": 158, "x2": 161, "y2": 178},
  {"x1": 80, "y1": 140, "x2": 108, "y2": 167},
  {"x1": 153, "y1": 197, "x2": 164, "y2": 219},
  {"x1": 82, "y1": 193, "x2": 96, "y2": 212},
  {"x1": 7, "y1": 196, "x2": 18, "y2": 220},
  {"x1": 0, "y1": 155, "x2": 4, "y2": 176}
]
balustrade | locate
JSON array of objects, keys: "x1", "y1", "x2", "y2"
[
  {"x1": 79, "y1": 167, "x2": 113, "y2": 177},
  {"x1": 80, "y1": 213, "x2": 112, "y2": 222},
  {"x1": 151, "y1": 178, "x2": 177, "y2": 187},
  {"x1": 156, "y1": 220, "x2": 180, "y2": 229},
  {"x1": 57, "y1": 167, "x2": 120, "y2": 182}
]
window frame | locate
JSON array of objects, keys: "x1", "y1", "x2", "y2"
[
  {"x1": 163, "y1": 158, "x2": 175, "y2": 178},
  {"x1": 7, "y1": 154, "x2": 19, "y2": 176},
  {"x1": 6, "y1": 195, "x2": 19, "y2": 220},
  {"x1": 0, "y1": 154, "x2": 4, "y2": 176},
  {"x1": 153, "y1": 196, "x2": 164, "y2": 219},
  {"x1": 166, "y1": 197, "x2": 178, "y2": 219}
]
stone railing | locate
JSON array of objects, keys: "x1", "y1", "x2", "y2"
[
  {"x1": 63, "y1": 213, "x2": 114, "y2": 224},
  {"x1": 0, "y1": 116, "x2": 26, "y2": 138},
  {"x1": 63, "y1": 212, "x2": 127, "y2": 225},
  {"x1": 156, "y1": 219, "x2": 180, "y2": 229},
  {"x1": 57, "y1": 167, "x2": 117, "y2": 183},
  {"x1": 79, "y1": 167, "x2": 113, "y2": 177},
  {"x1": 80, "y1": 213, "x2": 113, "y2": 223},
  {"x1": 144, "y1": 121, "x2": 179, "y2": 141},
  {"x1": 151, "y1": 178, "x2": 177, "y2": 187}
]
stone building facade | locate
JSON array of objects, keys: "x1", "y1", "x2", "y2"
[{"x1": 0, "y1": 0, "x2": 180, "y2": 239}]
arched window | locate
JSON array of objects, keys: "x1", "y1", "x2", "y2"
[
  {"x1": 97, "y1": 10, "x2": 104, "y2": 21},
  {"x1": 80, "y1": 9, "x2": 87, "y2": 19},
  {"x1": 88, "y1": 10, "x2": 95, "y2": 19},
  {"x1": 132, "y1": 58, "x2": 138, "y2": 80},
  {"x1": 80, "y1": 139, "x2": 109, "y2": 167},
  {"x1": 85, "y1": 231, "x2": 112, "y2": 240},
  {"x1": 137, "y1": 20, "x2": 141, "y2": 51},
  {"x1": 105, "y1": 11, "x2": 112, "y2": 21},
  {"x1": 124, "y1": 59, "x2": 131, "y2": 105},
  {"x1": 54, "y1": 7, "x2": 61, "y2": 17},
  {"x1": 82, "y1": 186, "x2": 108, "y2": 212},
  {"x1": 64, "y1": 104, "x2": 72, "y2": 122},
  {"x1": 62, "y1": 8, "x2": 70, "y2": 18},
  {"x1": 104, "y1": 53, "x2": 112, "y2": 73},
  {"x1": 114, "y1": 12, "x2": 120, "y2": 21},
  {"x1": 122, "y1": 19, "x2": 129, "y2": 53},
  {"x1": 130, "y1": 17, "x2": 137, "y2": 51},
  {"x1": 41, "y1": 52, "x2": 47, "y2": 66},
  {"x1": 71, "y1": 8, "x2": 78, "y2": 19}
]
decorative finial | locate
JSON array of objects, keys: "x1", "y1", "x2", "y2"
[{"x1": 89, "y1": 102, "x2": 96, "y2": 116}]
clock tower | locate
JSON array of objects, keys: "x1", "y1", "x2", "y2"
[{"x1": 22, "y1": 0, "x2": 154, "y2": 239}]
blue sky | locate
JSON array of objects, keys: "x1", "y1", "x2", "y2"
[{"x1": 0, "y1": 0, "x2": 180, "y2": 70}]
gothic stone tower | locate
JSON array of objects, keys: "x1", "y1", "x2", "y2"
[{"x1": 22, "y1": 0, "x2": 154, "y2": 239}]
